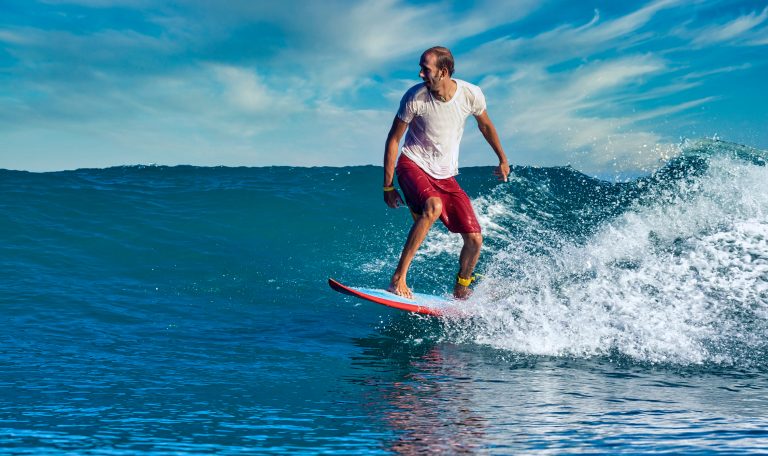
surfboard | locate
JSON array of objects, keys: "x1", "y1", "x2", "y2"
[{"x1": 328, "y1": 278, "x2": 456, "y2": 316}]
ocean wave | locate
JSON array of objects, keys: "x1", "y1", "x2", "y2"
[{"x1": 439, "y1": 139, "x2": 768, "y2": 366}]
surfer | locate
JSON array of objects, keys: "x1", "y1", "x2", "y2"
[{"x1": 383, "y1": 46, "x2": 509, "y2": 299}]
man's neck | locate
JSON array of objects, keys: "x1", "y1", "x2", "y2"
[{"x1": 433, "y1": 79, "x2": 456, "y2": 102}]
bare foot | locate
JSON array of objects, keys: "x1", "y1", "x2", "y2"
[
  {"x1": 388, "y1": 278, "x2": 413, "y2": 299},
  {"x1": 453, "y1": 283, "x2": 472, "y2": 300}
]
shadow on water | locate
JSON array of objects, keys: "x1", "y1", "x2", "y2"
[
  {"x1": 350, "y1": 338, "x2": 487, "y2": 452},
  {"x1": 346, "y1": 316, "x2": 538, "y2": 454}
]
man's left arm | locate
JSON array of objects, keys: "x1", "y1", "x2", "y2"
[{"x1": 475, "y1": 111, "x2": 509, "y2": 182}]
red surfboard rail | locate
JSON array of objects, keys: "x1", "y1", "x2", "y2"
[{"x1": 328, "y1": 278, "x2": 446, "y2": 316}]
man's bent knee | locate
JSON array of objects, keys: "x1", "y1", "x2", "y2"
[
  {"x1": 422, "y1": 198, "x2": 442, "y2": 221},
  {"x1": 464, "y1": 232, "x2": 483, "y2": 249}
]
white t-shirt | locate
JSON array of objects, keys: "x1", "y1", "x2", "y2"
[{"x1": 397, "y1": 79, "x2": 487, "y2": 179}]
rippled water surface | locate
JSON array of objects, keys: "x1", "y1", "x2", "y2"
[{"x1": 2, "y1": 139, "x2": 767, "y2": 453}]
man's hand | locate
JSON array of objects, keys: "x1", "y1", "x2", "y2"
[
  {"x1": 384, "y1": 189, "x2": 405, "y2": 208},
  {"x1": 494, "y1": 161, "x2": 510, "y2": 182}
]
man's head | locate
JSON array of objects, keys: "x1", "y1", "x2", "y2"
[{"x1": 419, "y1": 46, "x2": 454, "y2": 90}]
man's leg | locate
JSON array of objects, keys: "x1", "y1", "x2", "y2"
[
  {"x1": 388, "y1": 197, "x2": 442, "y2": 298},
  {"x1": 454, "y1": 232, "x2": 482, "y2": 299}
]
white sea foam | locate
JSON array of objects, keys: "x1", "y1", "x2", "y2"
[{"x1": 449, "y1": 154, "x2": 768, "y2": 365}]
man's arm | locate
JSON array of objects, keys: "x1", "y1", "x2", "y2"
[
  {"x1": 383, "y1": 116, "x2": 409, "y2": 208},
  {"x1": 475, "y1": 111, "x2": 509, "y2": 182}
]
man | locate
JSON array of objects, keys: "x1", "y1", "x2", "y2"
[{"x1": 383, "y1": 46, "x2": 509, "y2": 299}]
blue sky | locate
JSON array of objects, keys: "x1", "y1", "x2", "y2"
[{"x1": 1, "y1": 0, "x2": 766, "y2": 174}]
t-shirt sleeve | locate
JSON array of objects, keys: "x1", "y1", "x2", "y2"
[
  {"x1": 471, "y1": 86, "x2": 487, "y2": 116},
  {"x1": 396, "y1": 92, "x2": 416, "y2": 124}
]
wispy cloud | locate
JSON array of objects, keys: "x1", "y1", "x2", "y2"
[
  {"x1": 482, "y1": 55, "x2": 684, "y2": 170},
  {"x1": 681, "y1": 63, "x2": 753, "y2": 80},
  {"x1": 460, "y1": 0, "x2": 686, "y2": 76},
  {"x1": 457, "y1": 1, "x2": 768, "y2": 173},
  {"x1": 210, "y1": 65, "x2": 303, "y2": 115},
  {"x1": 0, "y1": 0, "x2": 766, "y2": 172},
  {"x1": 688, "y1": 6, "x2": 768, "y2": 46}
]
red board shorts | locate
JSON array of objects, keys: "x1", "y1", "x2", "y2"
[{"x1": 396, "y1": 154, "x2": 481, "y2": 234}]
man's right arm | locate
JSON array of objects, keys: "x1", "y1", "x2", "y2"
[{"x1": 383, "y1": 116, "x2": 408, "y2": 208}]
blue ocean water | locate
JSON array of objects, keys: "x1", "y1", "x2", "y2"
[{"x1": 1, "y1": 138, "x2": 768, "y2": 454}]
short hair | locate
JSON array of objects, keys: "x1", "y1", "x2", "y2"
[{"x1": 423, "y1": 46, "x2": 454, "y2": 76}]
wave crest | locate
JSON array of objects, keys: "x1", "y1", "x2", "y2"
[{"x1": 442, "y1": 139, "x2": 768, "y2": 366}]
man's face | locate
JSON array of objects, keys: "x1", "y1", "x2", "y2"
[{"x1": 419, "y1": 53, "x2": 443, "y2": 90}]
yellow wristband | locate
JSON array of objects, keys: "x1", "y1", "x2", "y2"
[
  {"x1": 383, "y1": 186, "x2": 395, "y2": 192},
  {"x1": 456, "y1": 275, "x2": 473, "y2": 287}
]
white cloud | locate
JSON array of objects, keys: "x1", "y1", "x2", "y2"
[
  {"x1": 454, "y1": 1, "x2": 767, "y2": 173},
  {"x1": 210, "y1": 65, "x2": 303, "y2": 115},
  {"x1": 460, "y1": 0, "x2": 686, "y2": 76},
  {"x1": 564, "y1": 57, "x2": 666, "y2": 102},
  {"x1": 681, "y1": 63, "x2": 753, "y2": 80},
  {"x1": 0, "y1": 29, "x2": 32, "y2": 45},
  {"x1": 747, "y1": 34, "x2": 768, "y2": 45},
  {"x1": 628, "y1": 96, "x2": 717, "y2": 123},
  {"x1": 477, "y1": 55, "x2": 697, "y2": 172},
  {"x1": 270, "y1": 0, "x2": 544, "y2": 94},
  {"x1": 690, "y1": 6, "x2": 768, "y2": 46}
]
